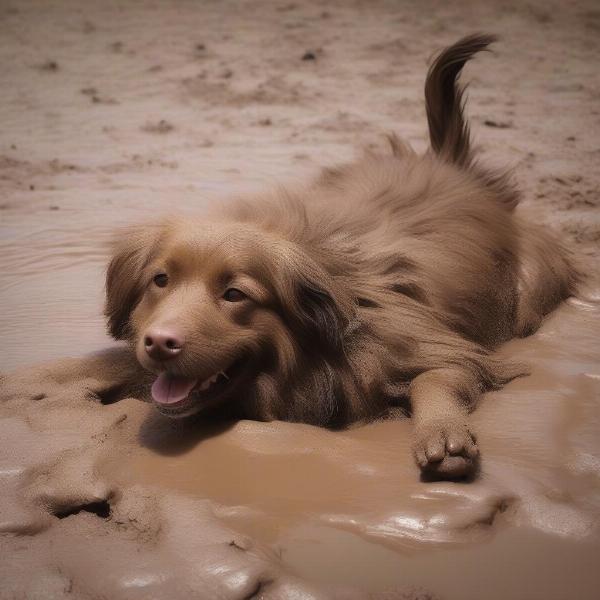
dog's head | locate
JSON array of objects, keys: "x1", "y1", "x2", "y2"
[{"x1": 105, "y1": 217, "x2": 353, "y2": 417}]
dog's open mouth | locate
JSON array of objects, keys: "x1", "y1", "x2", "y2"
[{"x1": 151, "y1": 362, "x2": 238, "y2": 415}]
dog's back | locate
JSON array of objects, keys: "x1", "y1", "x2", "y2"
[{"x1": 238, "y1": 34, "x2": 578, "y2": 350}]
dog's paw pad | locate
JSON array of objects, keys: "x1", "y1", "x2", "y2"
[{"x1": 413, "y1": 422, "x2": 479, "y2": 480}]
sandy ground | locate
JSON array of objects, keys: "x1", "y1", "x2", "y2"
[{"x1": 1, "y1": 0, "x2": 600, "y2": 598}]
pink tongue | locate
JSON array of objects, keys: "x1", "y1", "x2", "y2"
[{"x1": 151, "y1": 373, "x2": 198, "y2": 405}]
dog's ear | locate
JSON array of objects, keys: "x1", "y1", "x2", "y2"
[
  {"x1": 104, "y1": 224, "x2": 163, "y2": 339},
  {"x1": 272, "y1": 245, "x2": 354, "y2": 352},
  {"x1": 294, "y1": 275, "x2": 349, "y2": 352}
]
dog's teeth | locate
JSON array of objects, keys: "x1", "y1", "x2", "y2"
[{"x1": 197, "y1": 370, "x2": 230, "y2": 393}]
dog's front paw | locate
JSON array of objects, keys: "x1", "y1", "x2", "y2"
[{"x1": 413, "y1": 420, "x2": 479, "y2": 480}]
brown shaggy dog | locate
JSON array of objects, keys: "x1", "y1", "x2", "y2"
[{"x1": 2, "y1": 35, "x2": 578, "y2": 479}]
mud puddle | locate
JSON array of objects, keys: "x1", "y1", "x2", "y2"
[{"x1": 283, "y1": 524, "x2": 600, "y2": 600}]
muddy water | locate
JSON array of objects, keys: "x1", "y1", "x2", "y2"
[{"x1": 107, "y1": 297, "x2": 600, "y2": 599}]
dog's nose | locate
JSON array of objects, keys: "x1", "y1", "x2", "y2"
[{"x1": 144, "y1": 329, "x2": 184, "y2": 361}]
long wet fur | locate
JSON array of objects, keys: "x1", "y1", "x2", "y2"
[{"x1": 105, "y1": 35, "x2": 579, "y2": 428}]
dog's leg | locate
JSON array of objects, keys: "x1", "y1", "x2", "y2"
[
  {"x1": 410, "y1": 368, "x2": 479, "y2": 479},
  {"x1": 514, "y1": 221, "x2": 579, "y2": 337},
  {"x1": 0, "y1": 347, "x2": 150, "y2": 405}
]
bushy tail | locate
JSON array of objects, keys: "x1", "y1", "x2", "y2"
[{"x1": 425, "y1": 34, "x2": 497, "y2": 168}]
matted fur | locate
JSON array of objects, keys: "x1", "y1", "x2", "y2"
[{"x1": 101, "y1": 35, "x2": 578, "y2": 476}]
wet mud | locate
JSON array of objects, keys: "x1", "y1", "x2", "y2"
[{"x1": 2, "y1": 296, "x2": 599, "y2": 599}]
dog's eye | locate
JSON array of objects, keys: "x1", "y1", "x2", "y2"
[
  {"x1": 153, "y1": 273, "x2": 169, "y2": 288},
  {"x1": 223, "y1": 288, "x2": 246, "y2": 302}
]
